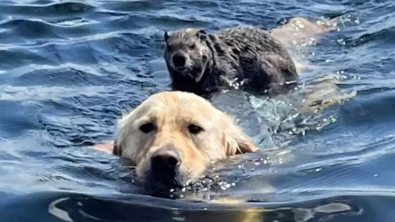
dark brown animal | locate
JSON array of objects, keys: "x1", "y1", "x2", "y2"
[{"x1": 163, "y1": 26, "x2": 298, "y2": 99}]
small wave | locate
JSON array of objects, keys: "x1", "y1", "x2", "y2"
[
  {"x1": 338, "y1": 13, "x2": 395, "y2": 47},
  {"x1": 0, "y1": 2, "x2": 94, "y2": 16},
  {"x1": 99, "y1": 0, "x2": 159, "y2": 13},
  {"x1": 0, "y1": 18, "x2": 63, "y2": 39},
  {"x1": 0, "y1": 17, "x2": 104, "y2": 42},
  {"x1": 148, "y1": 14, "x2": 212, "y2": 29},
  {"x1": 45, "y1": 2, "x2": 94, "y2": 13},
  {"x1": 340, "y1": 26, "x2": 395, "y2": 47}
]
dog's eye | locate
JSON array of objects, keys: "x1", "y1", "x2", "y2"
[
  {"x1": 189, "y1": 43, "x2": 196, "y2": 50},
  {"x1": 139, "y1": 123, "x2": 155, "y2": 133},
  {"x1": 188, "y1": 124, "x2": 203, "y2": 134}
]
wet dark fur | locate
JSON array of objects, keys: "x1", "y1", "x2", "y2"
[{"x1": 163, "y1": 26, "x2": 298, "y2": 99}]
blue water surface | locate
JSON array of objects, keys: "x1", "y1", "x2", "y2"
[{"x1": 1, "y1": 0, "x2": 395, "y2": 221}]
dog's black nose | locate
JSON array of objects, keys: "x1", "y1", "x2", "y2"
[
  {"x1": 172, "y1": 54, "x2": 186, "y2": 68},
  {"x1": 145, "y1": 148, "x2": 183, "y2": 195},
  {"x1": 151, "y1": 148, "x2": 181, "y2": 170}
]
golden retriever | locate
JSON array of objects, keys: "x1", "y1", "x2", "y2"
[{"x1": 94, "y1": 91, "x2": 259, "y2": 195}]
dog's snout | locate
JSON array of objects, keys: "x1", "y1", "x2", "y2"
[
  {"x1": 172, "y1": 54, "x2": 186, "y2": 68},
  {"x1": 151, "y1": 148, "x2": 181, "y2": 169},
  {"x1": 145, "y1": 148, "x2": 183, "y2": 194}
]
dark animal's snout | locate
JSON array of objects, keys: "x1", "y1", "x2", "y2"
[
  {"x1": 172, "y1": 54, "x2": 186, "y2": 68},
  {"x1": 151, "y1": 148, "x2": 181, "y2": 170}
]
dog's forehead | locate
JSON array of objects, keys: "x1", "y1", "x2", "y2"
[
  {"x1": 173, "y1": 104, "x2": 216, "y2": 127},
  {"x1": 137, "y1": 92, "x2": 217, "y2": 123}
]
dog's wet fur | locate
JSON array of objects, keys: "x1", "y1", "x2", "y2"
[{"x1": 111, "y1": 91, "x2": 258, "y2": 196}]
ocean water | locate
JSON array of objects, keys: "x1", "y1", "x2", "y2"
[{"x1": 1, "y1": 0, "x2": 395, "y2": 221}]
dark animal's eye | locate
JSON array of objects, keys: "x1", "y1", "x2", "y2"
[
  {"x1": 139, "y1": 123, "x2": 155, "y2": 133},
  {"x1": 188, "y1": 124, "x2": 203, "y2": 134},
  {"x1": 189, "y1": 43, "x2": 196, "y2": 50}
]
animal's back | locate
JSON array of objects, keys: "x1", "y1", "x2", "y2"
[
  {"x1": 216, "y1": 26, "x2": 298, "y2": 90},
  {"x1": 217, "y1": 26, "x2": 282, "y2": 53}
]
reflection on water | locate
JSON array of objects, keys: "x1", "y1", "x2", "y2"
[{"x1": 0, "y1": 191, "x2": 371, "y2": 222}]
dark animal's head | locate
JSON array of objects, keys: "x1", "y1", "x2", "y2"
[{"x1": 163, "y1": 28, "x2": 215, "y2": 83}]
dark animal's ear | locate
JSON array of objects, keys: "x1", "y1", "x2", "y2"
[
  {"x1": 206, "y1": 33, "x2": 223, "y2": 52},
  {"x1": 164, "y1": 31, "x2": 170, "y2": 43},
  {"x1": 196, "y1": 29, "x2": 208, "y2": 41},
  {"x1": 208, "y1": 33, "x2": 219, "y2": 43},
  {"x1": 113, "y1": 140, "x2": 122, "y2": 156}
]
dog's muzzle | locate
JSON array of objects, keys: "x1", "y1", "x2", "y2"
[{"x1": 143, "y1": 147, "x2": 184, "y2": 195}]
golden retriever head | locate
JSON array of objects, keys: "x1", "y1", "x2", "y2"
[{"x1": 113, "y1": 91, "x2": 259, "y2": 195}]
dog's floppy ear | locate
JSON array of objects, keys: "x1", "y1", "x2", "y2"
[
  {"x1": 164, "y1": 31, "x2": 170, "y2": 43},
  {"x1": 112, "y1": 140, "x2": 122, "y2": 156},
  {"x1": 223, "y1": 126, "x2": 259, "y2": 156}
]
